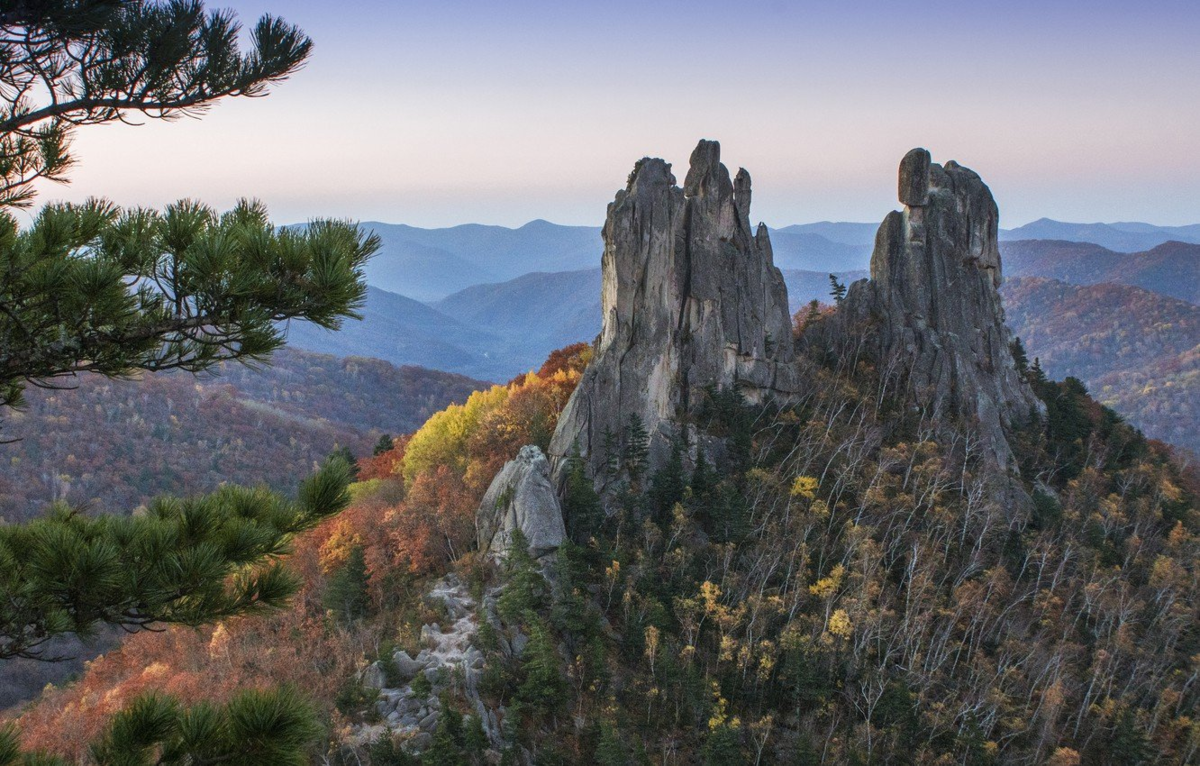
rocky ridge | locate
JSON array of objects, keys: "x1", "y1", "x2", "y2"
[
  {"x1": 366, "y1": 142, "x2": 1067, "y2": 760},
  {"x1": 548, "y1": 140, "x2": 801, "y2": 488},
  {"x1": 827, "y1": 148, "x2": 1041, "y2": 469}
]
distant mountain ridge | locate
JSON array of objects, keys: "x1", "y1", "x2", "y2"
[
  {"x1": 277, "y1": 216, "x2": 1200, "y2": 455},
  {"x1": 358, "y1": 220, "x2": 601, "y2": 300},
  {"x1": 284, "y1": 286, "x2": 508, "y2": 379},
  {"x1": 283, "y1": 269, "x2": 870, "y2": 382},
  {"x1": 350, "y1": 219, "x2": 885, "y2": 299},
  {"x1": 344, "y1": 217, "x2": 1200, "y2": 301},
  {"x1": 1000, "y1": 217, "x2": 1200, "y2": 251}
]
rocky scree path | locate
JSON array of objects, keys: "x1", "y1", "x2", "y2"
[{"x1": 350, "y1": 574, "x2": 501, "y2": 753}]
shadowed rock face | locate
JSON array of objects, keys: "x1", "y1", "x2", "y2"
[
  {"x1": 548, "y1": 139, "x2": 800, "y2": 487},
  {"x1": 837, "y1": 149, "x2": 1041, "y2": 469}
]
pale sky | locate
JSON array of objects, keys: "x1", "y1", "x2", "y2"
[{"x1": 33, "y1": 0, "x2": 1200, "y2": 229}]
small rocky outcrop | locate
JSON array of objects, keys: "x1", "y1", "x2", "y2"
[
  {"x1": 831, "y1": 148, "x2": 1041, "y2": 469},
  {"x1": 548, "y1": 139, "x2": 800, "y2": 487},
  {"x1": 477, "y1": 445, "x2": 566, "y2": 559}
]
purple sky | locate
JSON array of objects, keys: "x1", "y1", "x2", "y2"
[{"x1": 34, "y1": 0, "x2": 1200, "y2": 228}]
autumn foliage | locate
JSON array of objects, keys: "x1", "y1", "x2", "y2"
[{"x1": 4, "y1": 344, "x2": 590, "y2": 759}]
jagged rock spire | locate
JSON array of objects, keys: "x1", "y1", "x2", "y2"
[
  {"x1": 838, "y1": 148, "x2": 1041, "y2": 469},
  {"x1": 548, "y1": 139, "x2": 800, "y2": 487}
]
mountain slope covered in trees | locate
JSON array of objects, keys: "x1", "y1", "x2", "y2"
[
  {"x1": 1003, "y1": 240, "x2": 1200, "y2": 305},
  {"x1": 1003, "y1": 277, "x2": 1200, "y2": 453},
  {"x1": 12, "y1": 143, "x2": 1200, "y2": 766},
  {"x1": 0, "y1": 348, "x2": 483, "y2": 524}
]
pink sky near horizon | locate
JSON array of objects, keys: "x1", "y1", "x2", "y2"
[{"x1": 30, "y1": 0, "x2": 1200, "y2": 229}]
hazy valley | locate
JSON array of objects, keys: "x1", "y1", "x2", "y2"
[{"x1": 280, "y1": 220, "x2": 1200, "y2": 455}]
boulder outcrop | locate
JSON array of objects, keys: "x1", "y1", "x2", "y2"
[
  {"x1": 476, "y1": 445, "x2": 566, "y2": 559},
  {"x1": 832, "y1": 149, "x2": 1041, "y2": 469},
  {"x1": 548, "y1": 139, "x2": 801, "y2": 487}
]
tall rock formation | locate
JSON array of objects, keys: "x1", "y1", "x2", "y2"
[
  {"x1": 833, "y1": 149, "x2": 1041, "y2": 469},
  {"x1": 548, "y1": 140, "x2": 801, "y2": 487}
]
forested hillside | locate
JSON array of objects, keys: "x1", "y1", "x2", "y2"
[
  {"x1": 0, "y1": 348, "x2": 483, "y2": 523},
  {"x1": 11, "y1": 143, "x2": 1199, "y2": 766},
  {"x1": 15, "y1": 339, "x2": 1199, "y2": 763},
  {"x1": 1002, "y1": 239, "x2": 1200, "y2": 305},
  {"x1": 1004, "y1": 277, "x2": 1200, "y2": 453},
  {"x1": 5, "y1": 345, "x2": 593, "y2": 752}
]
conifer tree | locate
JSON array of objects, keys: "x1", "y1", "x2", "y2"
[
  {"x1": 1, "y1": 457, "x2": 352, "y2": 660},
  {"x1": 0, "y1": 2, "x2": 377, "y2": 412},
  {"x1": 1010, "y1": 336, "x2": 1030, "y2": 374},
  {"x1": 828, "y1": 274, "x2": 847, "y2": 304},
  {"x1": 374, "y1": 433, "x2": 396, "y2": 456},
  {"x1": 601, "y1": 426, "x2": 621, "y2": 477},
  {"x1": 0, "y1": 2, "x2": 374, "y2": 761},
  {"x1": 624, "y1": 414, "x2": 650, "y2": 481},
  {"x1": 324, "y1": 544, "x2": 371, "y2": 623},
  {"x1": 594, "y1": 721, "x2": 631, "y2": 766},
  {"x1": 691, "y1": 450, "x2": 715, "y2": 499},
  {"x1": 800, "y1": 298, "x2": 822, "y2": 331},
  {"x1": 0, "y1": 1, "x2": 313, "y2": 209},
  {"x1": 329, "y1": 444, "x2": 361, "y2": 479},
  {"x1": 517, "y1": 618, "x2": 567, "y2": 716},
  {"x1": 496, "y1": 529, "x2": 548, "y2": 623},
  {"x1": 650, "y1": 438, "x2": 687, "y2": 520},
  {"x1": 563, "y1": 455, "x2": 603, "y2": 543},
  {"x1": 1029, "y1": 356, "x2": 1048, "y2": 387}
]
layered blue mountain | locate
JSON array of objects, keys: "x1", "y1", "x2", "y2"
[
  {"x1": 279, "y1": 217, "x2": 1200, "y2": 455},
  {"x1": 1000, "y1": 218, "x2": 1200, "y2": 251},
  {"x1": 283, "y1": 286, "x2": 508, "y2": 379},
  {"x1": 1003, "y1": 239, "x2": 1200, "y2": 304},
  {"x1": 352, "y1": 220, "x2": 882, "y2": 300}
]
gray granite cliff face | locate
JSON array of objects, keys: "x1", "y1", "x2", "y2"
[
  {"x1": 547, "y1": 140, "x2": 801, "y2": 487},
  {"x1": 834, "y1": 149, "x2": 1041, "y2": 469}
]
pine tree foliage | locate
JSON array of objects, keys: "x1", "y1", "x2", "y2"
[
  {"x1": 624, "y1": 414, "x2": 649, "y2": 481},
  {"x1": 324, "y1": 543, "x2": 371, "y2": 623},
  {"x1": 0, "y1": 0, "x2": 313, "y2": 209},
  {"x1": 828, "y1": 274, "x2": 847, "y2": 303},
  {"x1": 373, "y1": 434, "x2": 395, "y2": 456},
  {"x1": 0, "y1": 198, "x2": 378, "y2": 411},
  {"x1": 0, "y1": 686, "x2": 319, "y2": 765},
  {"x1": 0, "y1": 3, "x2": 370, "y2": 762},
  {"x1": 0, "y1": 457, "x2": 352, "y2": 660}
]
